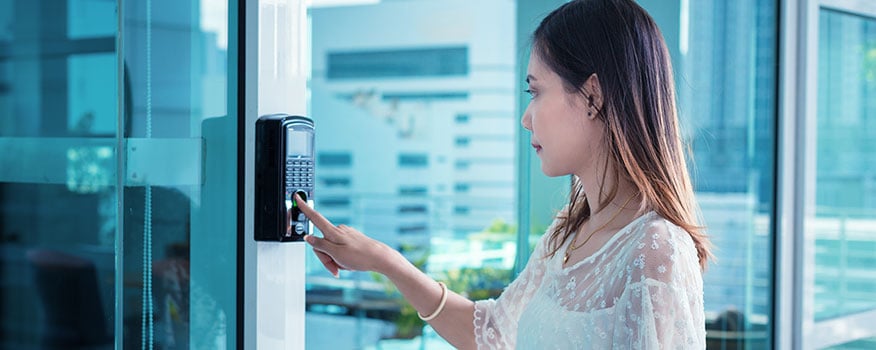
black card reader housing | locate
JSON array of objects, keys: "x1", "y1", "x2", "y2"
[{"x1": 254, "y1": 114, "x2": 314, "y2": 242}]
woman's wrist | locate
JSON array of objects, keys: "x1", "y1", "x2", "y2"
[{"x1": 371, "y1": 242, "x2": 406, "y2": 276}]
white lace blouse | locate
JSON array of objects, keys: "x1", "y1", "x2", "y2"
[{"x1": 473, "y1": 211, "x2": 705, "y2": 349}]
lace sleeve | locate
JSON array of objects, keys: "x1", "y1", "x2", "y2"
[
  {"x1": 472, "y1": 220, "x2": 554, "y2": 349},
  {"x1": 611, "y1": 220, "x2": 706, "y2": 349}
]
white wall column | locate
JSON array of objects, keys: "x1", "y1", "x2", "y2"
[{"x1": 244, "y1": 0, "x2": 309, "y2": 349}]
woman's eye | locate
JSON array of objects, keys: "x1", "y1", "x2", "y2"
[{"x1": 524, "y1": 89, "x2": 536, "y2": 98}]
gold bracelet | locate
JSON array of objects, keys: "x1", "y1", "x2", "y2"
[{"x1": 418, "y1": 281, "x2": 448, "y2": 321}]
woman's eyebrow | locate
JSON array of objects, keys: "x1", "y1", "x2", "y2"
[{"x1": 526, "y1": 75, "x2": 538, "y2": 84}]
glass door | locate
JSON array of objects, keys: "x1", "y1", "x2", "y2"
[
  {"x1": 0, "y1": 0, "x2": 119, "y2": 347},
  {"x1": 0, "y1": 0, "x2": 239, "y2": 348},
  {"x1": 120, "y1": 0, "x2": 237, "y2": 348}
]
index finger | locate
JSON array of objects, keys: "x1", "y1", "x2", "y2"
[{"x1": 294, "y1": 193, "x2": 337, "y2": 238}]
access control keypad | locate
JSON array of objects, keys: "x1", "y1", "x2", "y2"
[{"x1": 286, "y1": 158, "x2": 314, "y2": 192}]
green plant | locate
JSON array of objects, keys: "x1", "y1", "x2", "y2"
[
  {"x1": 441, "y1": 266, "x2": 511, "y2": 300},
  {"x1": 371, "y1": 247, "x2": 514, "y2": 339},
  {"x1": 371, "y1": 218, "x2": 520, "y2": 339}
]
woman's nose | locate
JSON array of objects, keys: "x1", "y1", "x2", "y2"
[{"x1": 521, "y1": 105, "x2": 532, "y2": 131}]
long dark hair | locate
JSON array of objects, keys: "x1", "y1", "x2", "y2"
[{"x1": 534, "y1": 0, "x2": 711, "y2": 269}]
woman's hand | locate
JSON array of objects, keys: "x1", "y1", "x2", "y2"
[{"x1": 294, "y1": 194, "x2": 394, "y2": 277}]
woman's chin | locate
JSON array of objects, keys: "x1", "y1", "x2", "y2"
[{"x1": 540, "y1": 165, "x2": 564, "y2": 178}]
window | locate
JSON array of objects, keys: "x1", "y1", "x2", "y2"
[
  {"x1": 807, "y1": 7, "x2": 876, "y2": 348},
  {"x1": 398, "y1": 153, "x2": 428, "y2": 168},
  {"x1": 318, "y1": 152, "x2": 352, "y2": 167},
  {"x1": 318, "y1": 197, "x2": 352, "y2": 208},
  {"x1": 398, "y1": 224, "x2": 428, "y2": 235},
  {"x1": 382, "y1": 92, "x2": 468, "y2": 101},
  {"x1": 327, "y1": 47, "x2": 468, "y2": 79},
  {"x1": 398, "y1": 186, "x2": 428, "y2": 197},
  {"x1": 398, "y1": 204, "x2": 428, "y2": 214},
  {"x1": 306, "y1": 1, "x2": 516, "y2": 348},
  {"x1": 320, "y1": 176, "x2": 351, "y2": 188},
  {"x1": 307, "y1": 0, "x2": 784, "y2": 348}
]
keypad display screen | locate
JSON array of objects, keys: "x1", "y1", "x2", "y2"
[{"x1": 286, "y1": 129, "x2": 312, "y2": 156}]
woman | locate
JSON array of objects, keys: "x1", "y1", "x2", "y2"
[{"x1": 296, "y1": 0, "x2": 710, "y2": 348}]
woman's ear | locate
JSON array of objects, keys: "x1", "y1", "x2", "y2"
[{"x1": 583, "y1": 74, "x2": 603, "y2": 118}]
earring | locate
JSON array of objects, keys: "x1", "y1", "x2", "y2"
[{"x1": 583, "y1": 92, "x2": 601, "y2": 118}]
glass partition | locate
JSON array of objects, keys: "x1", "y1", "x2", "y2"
[
  {"x1": 120, "y1": 0, "x2": 236, "y2": 348},
  {"x1": 0, "y1": 0, "x2": 238, "y2": 348},
  {"x1": 812, "y1": 8, "x2": 876, "y2": 349},
  {"x1": 0, "y1": 0, "x2": 118, "y2": 347},
  {"x1": 305, "y1": 0, "x2": 780, "y2": 349},
  {"x1": 304, "y1": 1, "x2": 517, "y2": 348}
]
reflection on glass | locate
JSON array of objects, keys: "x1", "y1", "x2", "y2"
[
  {"x1": 823, "y1": 336, "x2": 876, "y2": 350},
  {"x1": 308, "y1": 0, "x2": 780, "y2": 348},
  {"x1": 814, "y1": 9, "x2": 876, "y2": 324},
  {"x1": 121, "y1": 0, "x2": 233, "y2": 348},
  {"x1": 0, "y1": 0, "x2": 117, "y2": 348},
  {"x1": 67, "y1": 146, "x2": 114, "y2": 194},
  {"x1": 640, "y1": 0, "x2": 777, "y2": 348},
  {"x1": 306, "y1": 1, "x2": 516, "y2": 348}
]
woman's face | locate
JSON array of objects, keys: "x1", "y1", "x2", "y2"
[{"x1": 521, "y1": 53, "x2": 604, "y2": 178}]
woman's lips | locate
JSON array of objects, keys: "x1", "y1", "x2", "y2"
[{"x1": 532, "y1": 143, "x2": 542, "y2": 153}]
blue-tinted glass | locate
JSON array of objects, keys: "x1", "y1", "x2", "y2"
[
  {"x1": 640, "y1": 0, "x2": 777, "y2": 348},
  {"x1": 308, "y1": 0, "x2": 780, "y2": 348},
  {"x1": 813, "y1": 9, "x2": 876, "y2": 325},
  {"x1": 0, "y1": 0, "x2": 118, "y2": 348},
  {"x1": 306, "y1": 1, "x2": 516, "y2": 348},
  {"x1": 120, "y1": 0, "x2": 236, "y2": 348}
]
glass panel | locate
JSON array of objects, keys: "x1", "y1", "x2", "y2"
[
  {"x1": 1, "y1": 1, "x2": 236, "y2": 347},
  {"x1": 120, "y1": 0, "x2": 235, "y2": 348},
  {"x1": 813, "y1": 9, "x2": 876, "y2": 322},
  {"x1": 305, "y1": 1, "x2": 516, "y2": 348},
  {"x1": 0, "y1": 0, "x2": 118, "y2": 348},
  {"x1": 640, "y1": 0, "x2": 777, "y2": 348}
]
